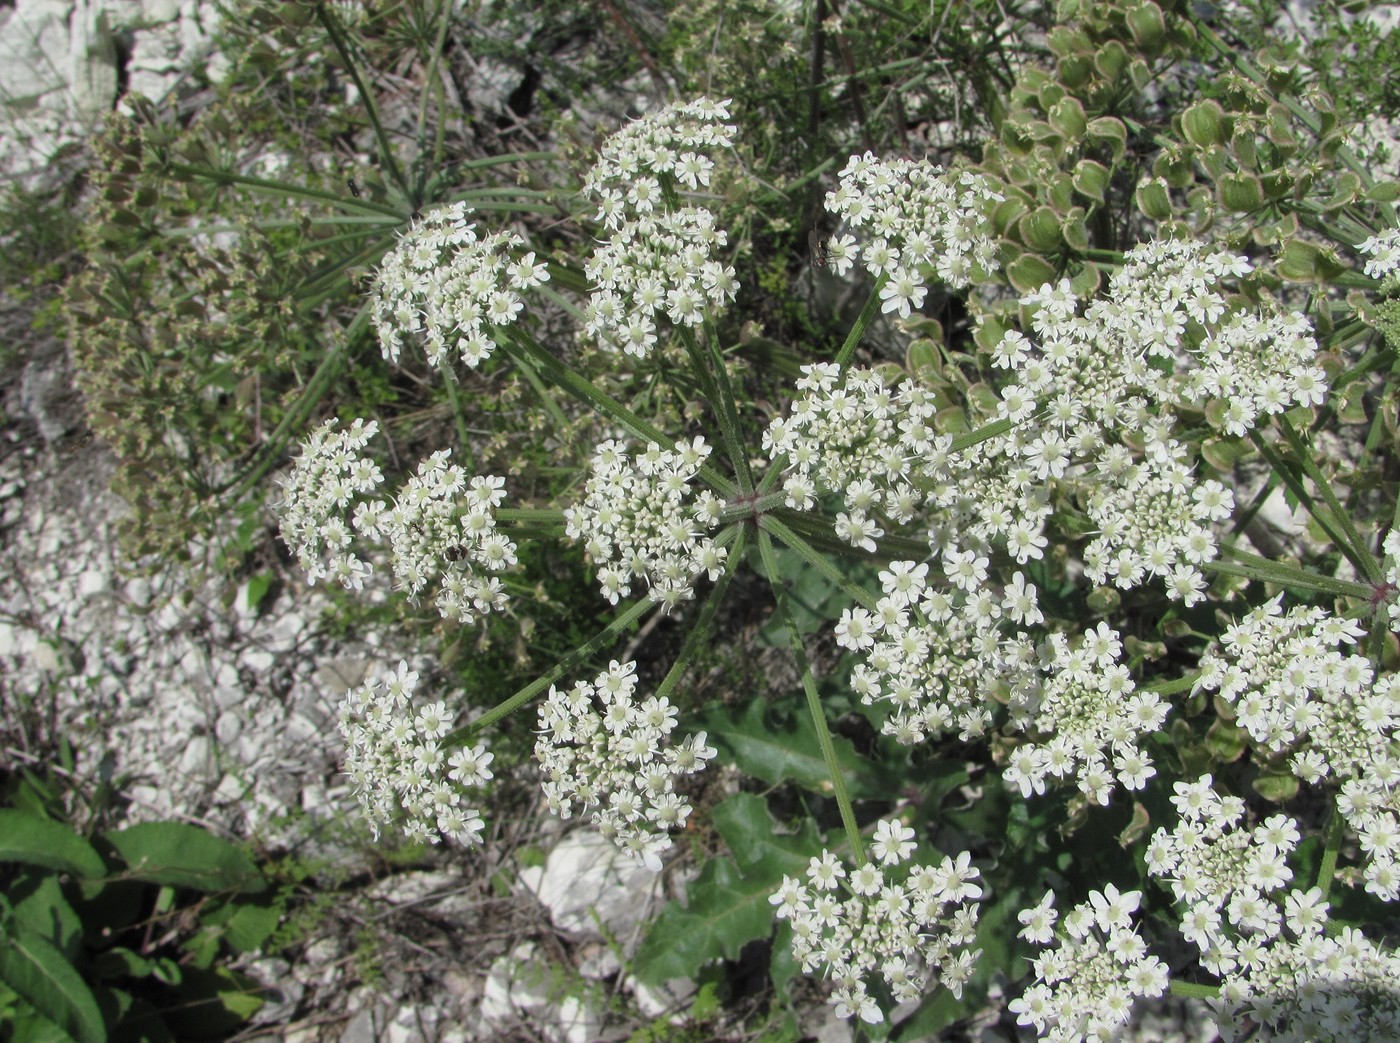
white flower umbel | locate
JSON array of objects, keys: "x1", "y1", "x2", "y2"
[
  {"x1": 843, "y1": 560, "x2": 1162, "y2": 803},
  {"x1": 1004, "y1": 622, "x2": 1168, "y2": 805},
  {"x1": 276, "y1": 417, "x2": 384, "y2": 590},
  {"x1": 1196, "y1": 597, "x2": 1400, "y2": 899},
  {"x1": 1145, "y1": 776, "x2": 1400, "y2": 1041},
  {"x1": 770, "y1": 827, "x2": 982, "y2": 1024},
  {"x1": 840, "y1": 558, "x2": 1042, "y2": 748},
  {"x1": 534, "y1": 660, "x2": 716, "y2": 871},
  {"x1": 975, "y1": 237, "x2": 1323, "y2": 602},
  {"x1": 581, "y1": 98, "x2": 739, "y2": 356},
  {"x1": 1360, "y1": 227, "x2": 1400, "y2": 283},
  {"x1": 339, "y1": 660, "x2": 492, "y2": 846},
  {"x1": 370, "y1": 199, "x2": 547, "y2": 368},
  {"x1": 563, "y1": 436, "x2": 725, "y2": 609},
  {"x1": 823, "y1": 152, "x2": 1001, "y2": 299},
  {"x1": 1009, "y1": 886, "x2": 1169, "y2": 1043},
  {"x1": 375, "y1": 452, "x2": 516, "y2": 625},
  {"x1": 276, "y1": 419, "x2": 515, "y2": 624}
]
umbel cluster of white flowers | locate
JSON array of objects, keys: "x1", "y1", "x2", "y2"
[
  {"x1": 1196, "y1": 596, "x2": 1400, "y2": 900},
  {"x1": 581, "y1": 97, "x2": 739, "y2": 356},
  {"x1": 766, "y1": 237, "x2": 1317, "y2": 610},
  {"x1": 563, "y1": 436, "x2": 727, "y2": 608},
  {"x1": 1360, "y1": 226, "x2": 1400, "y2": 283},
  {"x1": 1010, "y1": 885, "x2": 1169, "y2": 1042},
  {"x1": 276, "y1": 418, "x2": 515, "y2": 625},
  {"x1": 821, "y1": 152, "x2": 1002, "y2": 310},
  {"x1": 370, "y1": 199, "x2": 549, "y2": 368},
  {"x1": 837, "y1": 558, "x2": 1164, "y2": 803},
  {"x1": 535, "y1": 660, "x2": 717, "y2": 871},
  {"x1": 1145, "y1": 777, "x2": 1400, "y2": 1041},
  {"x1": 769, "y1": 822, "x2": 983, "y2": 1024},
  {"x1": 339, "y1": 660, "x2": 495, "y2": 846}
]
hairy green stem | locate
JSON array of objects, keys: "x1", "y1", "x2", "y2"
[
  {"x1": 682, "y1": 328, "x2": 753, "y2": 494},
  {"x1": 219, "y1": 310, "x2": 362, "y2": 500},
  {"x1": 1316, "y1": 810, "x2": 1345, "y2": 903},
  {"x1": 1250, "y1": 431, "x2": 1373, "y2": 582},
  {"x1": 758, "y1": 527, "x2": 866, "y2": 866},
  {"x1": 655, "y1": 525, "x2": 750, "y2": 703},
  {"x1": 440, "y1": 367, "x2": 476, "y2": 471},
  {"x1": 834, "y1": 276, "x2": 887, "y2": 370},
  {"x1": 1168, "y1": 980, "x2": 1220, "y2": 1001},
  {"x1": 316, "y1": 2, "x2": 411, "y2": 201}
]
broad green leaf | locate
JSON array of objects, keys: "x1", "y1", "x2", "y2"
[
  {"x1": 710, "y1": 793, "x2": 823, "y2": 877},
  {"x1": 211, "y1": 901, "x2": 282, "y2": 954},
  {"x1": 9, "y1": 1002, "x2": 74, "y2": 1043},
  {"x1": 103, "y1": 824, "x2": 265, "y2": 895},
  {"x1": 698, "y1": 702, "x2": 888, "y2": 798},
  {"x1": 0, "y1": 811, "x2": 106, "y2": 879},
  {"x1": 631, "y1": 857, "x2": 777, "y2": 986},
  {"x1": 768, "y1": 919, "x2": 799, "y2": 1000},
  {"x1": 12, "y1": 874, "x2": 82, "y2": 961},
  {"x1": 0, "y1": 925, "x2": 106, "y2": 1043}
]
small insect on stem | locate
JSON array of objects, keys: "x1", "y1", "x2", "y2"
[
  {"x1": 444, "y1": 544, "x2": 467, "y2": 564},
  {"x1": 808, "y1": 227, "x2": 830, "y2": 270},
  {"x1": 346, "y1": 177, "x2": 361, "y2": 198}
]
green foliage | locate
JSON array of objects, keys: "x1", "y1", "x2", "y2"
[
  {"x1": 632, "y1": 794, "x2": 822, "y2": 988},
  {"x1": 0, "y1": 761, "x2": 281, "y2": 1042}
]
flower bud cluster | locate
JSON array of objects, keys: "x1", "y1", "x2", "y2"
[
  {"x1": 1009, "y1": 886, "x2": 1169, "y2": 1042},
  {"x1": 535, "y1": 660, "x2": 717, "y2": 871},
  {"x1": 338, "y1": 660, "x2": 494, "y2": 846},
  {"x1": 1196, "y1": 596, "x2": 1400, "y2": 898},
  {"x1": 822, "y1": 153, "x2": 1000, "y2": 312},
  {"x1": 370, "y1": 200, "x2": 548, "y2": 368},
  {"x1": 1360, "y1": 227, "x2": 1400, "y2": 282},
  {"x1": 769, "y1": 824, "x2": 982, "y2": 1024},
  {"x1": 1145, "y1": 776, "x2": 1400, "y2": 1041},
  {"x1": 276, "y1": 419, "x2": 514, "y2": 624},
  {"x1": 581, "y1": 98, "x2": 739, "y2": 355},
  {"x1": 563, "y1": 437, "x2": 727, "y2": 608}
]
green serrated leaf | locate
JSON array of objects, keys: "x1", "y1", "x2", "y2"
[
  {"x1": 0, "y1": 811, "x2": 107, "y2": 879},
  {"x1": 0, "y1": 926, "x2": 106, "y2": 1043},
  {"x1": 698, "y1": 702, "x2": 891, "y2": 799},
  {"x1": 711, "y1": 793, "x2": 823, "y2": 877},
  {"x1": 631, "y1": 857, "x2": 777, "y2": 986},
  {"x1": 103, "y1": 824, "x2": 265, "y2": 895}
]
